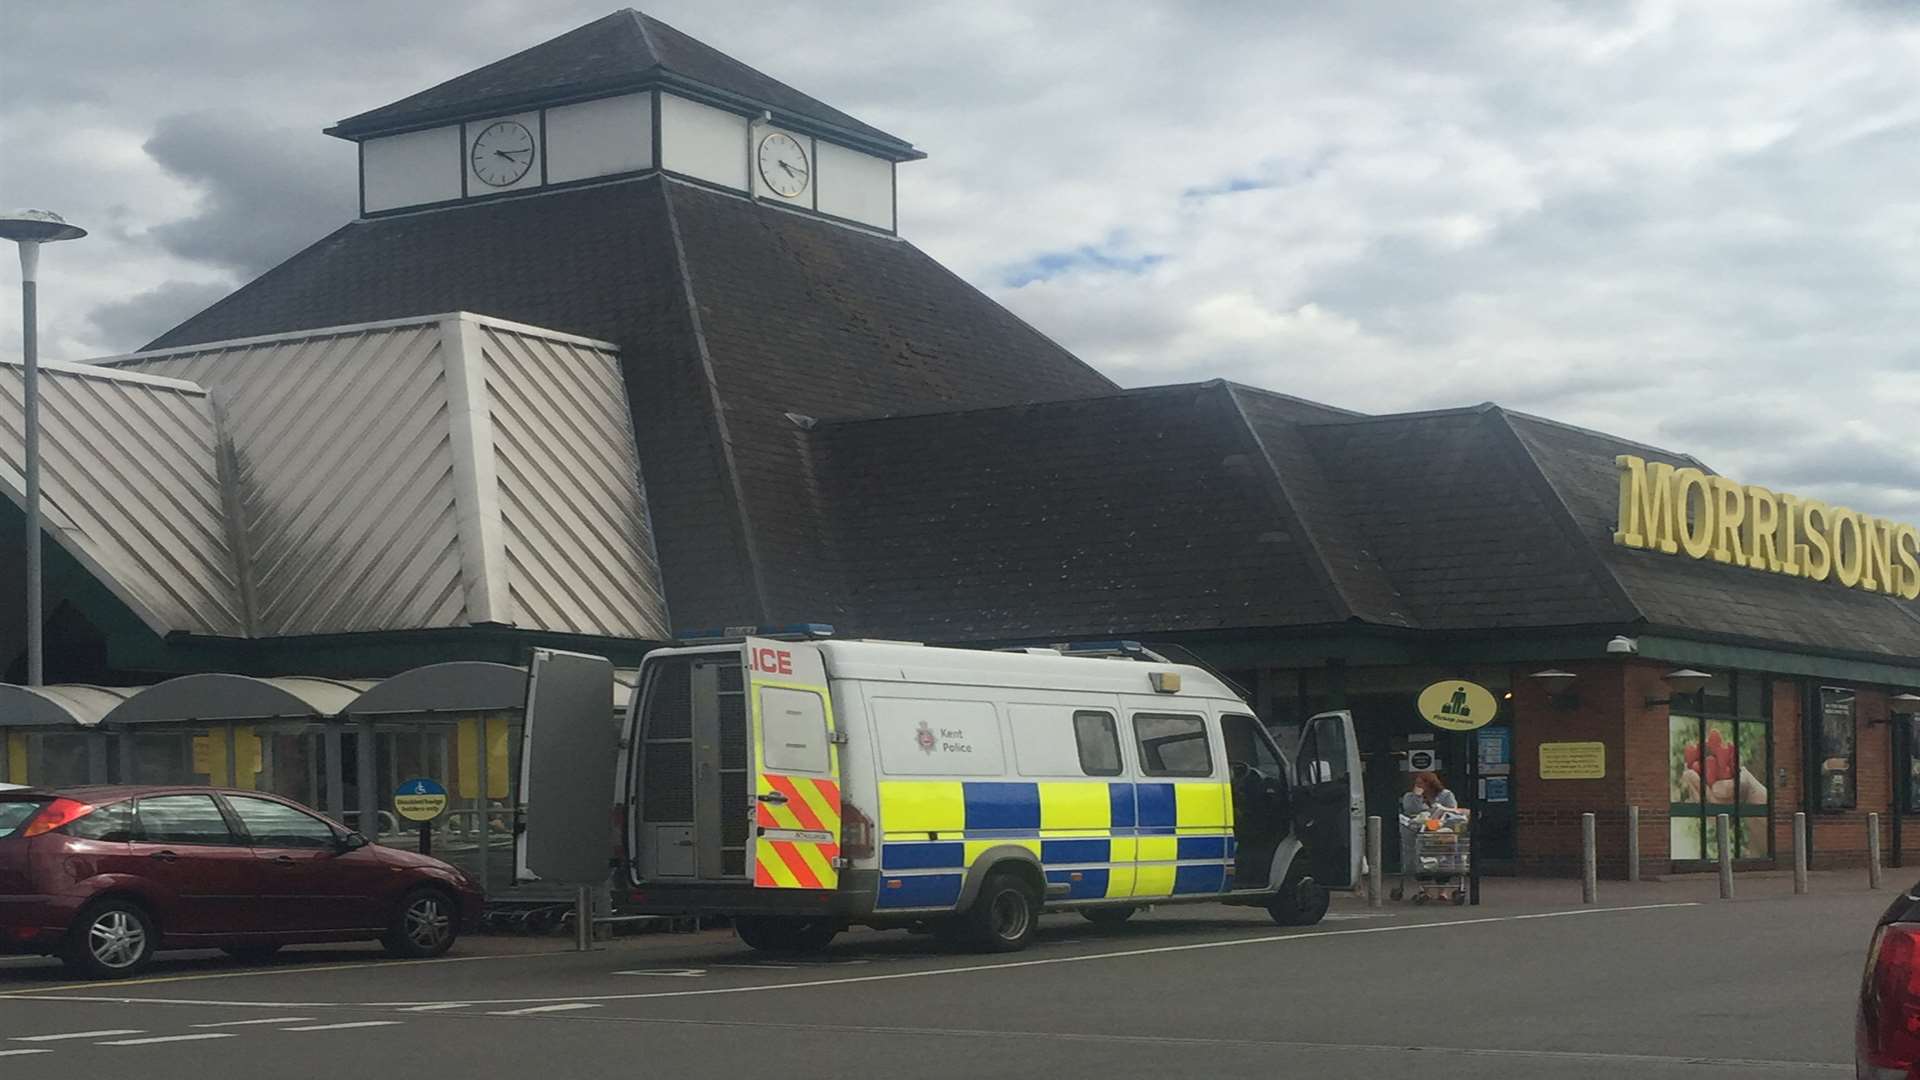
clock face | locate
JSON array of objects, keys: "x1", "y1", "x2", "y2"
[
  {"x1": 470, "y1": 120, "x2": 536, "y2": 188},
  {"x1": 757, "y1": 132, "x2": 810, "y2": 199}
]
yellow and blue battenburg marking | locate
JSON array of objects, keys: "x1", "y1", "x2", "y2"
[{"x1": 873, "y1": 781, "x2": 1236, "y2": 910}]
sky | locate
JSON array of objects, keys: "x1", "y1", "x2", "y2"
[{"x1": 1, "y1": 0, "x2": 1916, "y2": 524}]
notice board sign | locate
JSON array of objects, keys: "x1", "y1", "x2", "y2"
[{"x1": 1539, "y1": 741, "x2": 1607, "y2": 780}]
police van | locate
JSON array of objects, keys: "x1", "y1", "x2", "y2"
[{"x1": 520, "y1": 634, "x2": 1362, "y2": 955}]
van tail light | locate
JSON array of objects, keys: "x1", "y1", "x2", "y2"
[
  {"x1": 840, "y1": 799, "x2": 875, "y2": 861},
  {"x1": 22, "y1": 798, "x2": 94, "y2": 838},
  {"x1": 1861, "y1": 923, "x2": 1920, "y2": 1073}
]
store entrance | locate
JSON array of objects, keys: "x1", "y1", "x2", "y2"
[{"x1": 1348, "y1": 685, "x2": 1515, "y2": 877}]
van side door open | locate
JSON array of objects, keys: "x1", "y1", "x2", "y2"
[
  {"x1": 743, "y1": 637, "x2": 842, "y2": 890},
  {"x1": 1292, "y1": 710, "x2": 1363, "y2": 889}
]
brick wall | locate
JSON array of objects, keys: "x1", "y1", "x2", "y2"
[{"x1": 1511, "y1": 659, "x2": 1631, "y2": 876}]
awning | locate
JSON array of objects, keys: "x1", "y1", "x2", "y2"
[
  {"x1": 346, "y1": 662, "x2": 527, "y2": 715},
  {"x1": 0, "y1": 684, "x2": 137, "y2": 728},
  {"x1": 101, "y1": 674, "x2": 373, "y2": 726}
]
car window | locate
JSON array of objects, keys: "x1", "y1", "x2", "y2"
[
  {"x1": 0, "y1": 798, "x2": 49, "y2": 839},
  {"x1": 135, "y1": 794, "x2": 239, "y2": 845},
  {"x1": 65, "y1": 801, "x2": 133, "y2": 842},
  {"x1": 1133, "y1": 713, "x2": 1214, "y2": 777},
  {"x1": 226, "y1": 795, "x2": 337, "y2": 848}
]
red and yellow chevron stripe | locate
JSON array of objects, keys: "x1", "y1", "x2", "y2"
[{"x1": 753, "y1": 773, "x2": 842, "y2": 890}]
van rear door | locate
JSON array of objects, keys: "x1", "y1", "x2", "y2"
[
  {"x1": 743, "y1": 637, "x2": 842, "y2": 891},
  {"x1": 1292, "y1": 710, "x2": 1363, "y2": 889},
  {"x1": 514, "y1": 649, "x2": 617, "y2": 885}
]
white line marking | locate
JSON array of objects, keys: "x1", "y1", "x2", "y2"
[
  {"x1": 192, "y1": 1016, "x2": 317, "y2": 1027},
  {"x1": 281, "y1": 1021, "x2": 405, "y2": 1032},
  {"x1": 488, "y1": 1003, "x2": 603, "y2": 1015},
  {"x1": 0, "y1": 902, "x2": 1700, "y2": 1010},
  {"x1": 611, "y1": 968, "x2": 707, "y2": 977},
  {"x1": 12, "y1": 1028, "x2": 144, "y2": 1041},
  {"x1": 402, "y1": 1003, "x2": 472, "y2": 1012},
  {"x1": 99, "y1": 1033, "x2": 238, "y2": 1046},
  {"x1": 711, "y1": 962, "x2": 798, "y2": 969},
  {"x1": 0, "y1": 1048, "x2": 53, "y2": 1056}
]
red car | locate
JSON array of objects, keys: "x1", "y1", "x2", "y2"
[{"x1": 0, "y1": 785, "x2": 483, "y2": 978}]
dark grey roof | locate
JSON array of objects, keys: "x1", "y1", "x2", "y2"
[
  {"x1": 146, "y1": 175, "x2": 1116, "y2": 632},
  {"x1": 327, "y1": 9, "x2": 918, "y2": 157}
]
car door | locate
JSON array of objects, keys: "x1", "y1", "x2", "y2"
[
  {"x1": 128, "y1": 793, "x2": 257, "y2": 939},
  {"x1": 1292, "y1": 711, "x2": 1364, "y2": 890},
  {"x1": 225, "y1": 793, "x2": 384, "y2": 934}
]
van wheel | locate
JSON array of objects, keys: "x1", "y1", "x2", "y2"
[
  {"x1": 961, "y1": 870, "x2": 1039, "y2": 952},
  {"x1": 383, "y1": 888, "x2": 459, "y2": 958},
  {"x1": 1079, "y1": 905, "x2": 1137, "y2": 927},
  {"x1": 64, "y1": 899, "x2": 156, "y2": 979},
  {"x1": 735, "y1": 916, "x2": 838, "y2": 954},
  {"x1": 1268, "y1": 866, "x2": 1330, "y2": 927}
]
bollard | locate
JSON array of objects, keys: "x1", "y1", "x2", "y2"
[
  {"x1": 574, "y1": 884, "x2": 593, "y2": 952},
  {"x1": 1366, "y1": 815, "x2": 1383, "y2": 909},
  {"x1": 1793, "y1": 812, "x2": 1808, "y2": 895},
  {"x1": 1626, "y1": 805, "x2": 1641, "y2": 884},
  {"x1": 1716, "y1": 813, "x2": 1734, "y2": 899},
  {"x1": 1870, "y1": 813, "x2": 1883, "y2": 890},
  {"x1": 1581, "y1": 812, "x2": 1597, "y2": 905}
]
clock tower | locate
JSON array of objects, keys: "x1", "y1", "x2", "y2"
[{"x1": 328, "y1": 8, "x2": 920, "y2": 232}]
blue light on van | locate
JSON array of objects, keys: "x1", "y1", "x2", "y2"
[{"x1": 673, "y1": 623, "x2": 836, "y2": 643}]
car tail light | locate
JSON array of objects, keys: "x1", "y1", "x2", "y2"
[
  {"x1": 21, "y1": 798, "x2": 94, "y2": 838},
  {"x1": 840, "y1": 799, "x2": 875, "y2": 861},
  {"x1": 1862, "y1": 923, "x2": 1920, "y2": 1074}
]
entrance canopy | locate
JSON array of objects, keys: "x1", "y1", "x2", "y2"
[{"x1": 0, "y1": 684, "x2": 137, "y2": 728}]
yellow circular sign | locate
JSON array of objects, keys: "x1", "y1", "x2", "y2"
[{"x1": 1417, "y1": 680, "x2": 1498, "y2": 733}]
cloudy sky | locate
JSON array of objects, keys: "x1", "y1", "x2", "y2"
[{"x1": 2, "y1": 1, "x2": 1916, "y2": 522}]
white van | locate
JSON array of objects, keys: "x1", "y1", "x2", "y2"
[{"x1": 543, "y1": 634, "x2": 1362, "y2": 954}]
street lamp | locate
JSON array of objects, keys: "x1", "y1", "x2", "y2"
[{"x1": 0, "y1": 210, "x2": 87, "y2": 687}]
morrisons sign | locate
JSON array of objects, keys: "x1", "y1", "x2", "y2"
[{"x1": 1613, "y1": 455, "x2": 1920, "y2": 601}]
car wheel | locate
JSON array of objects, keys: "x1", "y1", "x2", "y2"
[
  {"x1": 65, "y1": 899, "x2": 156, "y2": 979},
  {"x1": 734, "y1": 916, "x2": 838, "y2": 954},
  {"x1": 1079, "y1": 905, "x2": 1137, "y2": 927},
  {"x1": 1268, "y1": 865, "x2": 1331, "y2": 927},
  {"x1": 383, "y1": 888, "x2": 458, "y2": 959},
  {"x1": 221, "y1": 944, "x2": 283, "y2": 964},
  {"x1": 961, "y1": 870, "x2": 1039, "y2": 953}
]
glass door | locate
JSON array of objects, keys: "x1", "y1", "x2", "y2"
[{"x1": 1668, "y1": 713, "x2": 1771, "y2": 863}]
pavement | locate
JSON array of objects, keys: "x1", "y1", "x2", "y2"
[{"x1": 0, "y1": 875, "x2": 1898, "y2": 1079}]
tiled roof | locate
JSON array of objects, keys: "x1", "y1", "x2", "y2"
[{"x1": 327, "y1": 9, "x2": 915, "y2": 155}]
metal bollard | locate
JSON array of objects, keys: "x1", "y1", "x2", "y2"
[
  {"x1": 1366, "y1": 815, "x2": 1383, "y2": 909},
  {"x1": 1717, "y1": 814, "x2": 1734, "y2": 899},
  {"x1": 1870, "y1": 813, "x2": 1883, "y2": 890},
  {"x1": 1626, "y1": 805, "x2": 1641, "y2": 884},
  {"x1": 1581, "y1": 812, "x2": 1597, "y2": 905},
  {"x1": 1793, "y1": 812, "x2": 1808, "y2": 895}
]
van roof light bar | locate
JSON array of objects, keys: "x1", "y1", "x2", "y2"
[
  {"x1": 674, "y1": 622, "x2": 835, "y2": 645},
  {"x1": 1054, "y1": 640, "x2": 1172, "y2": 663}
]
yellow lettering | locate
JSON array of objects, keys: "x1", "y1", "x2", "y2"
[
  {"x1": 1743, "y1": 486, "x2": 1781, "y2": 572},
  {"x1": 1803, "y1": 501, "x2": 1832, "y2": 581},
  {"x1": 1897, "y1": 524, "x2": 1920, "y2": 601},
  {"x1": 1613, "y1": 455, "x2": 1679, "y2": 553},
  {"x1": 1831, "y1": 508, "x2": 1864, "y2": 588},
  {"x1": 1863, "y1": 515, "x2": 1896, "y2": 595},
  {"x1": 1710, "y1": 476, "x2": 1747, "y2": 565},
  {"x1": 1775, "y1": 492, "x2": 1804, "y2": 576},
  {"x1": 1673, "y1": 469, "x2": 1716, "y2": 559}
]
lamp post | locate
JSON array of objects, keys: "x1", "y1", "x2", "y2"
[{"x1": 0, "y1": 210, "x2": 87, "y2": 687}]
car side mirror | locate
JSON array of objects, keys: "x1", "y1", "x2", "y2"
[{"x1": 336, "y1": 831, "x2": 370, "y2": 853}]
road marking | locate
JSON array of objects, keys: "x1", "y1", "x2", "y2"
[
  {"x1": 402, "y1": 1003, "x2": 472, "y2": 1012},
  {"x1": 192, "y1": 1016, "x2": 317, "y2": 1027},
  {"x1": 0, "y1": 902, "x2": 1698, "y2": 1010},
  {"x1": 0, "y1": 1048, "x2": 53, "y2": 1056},
  {"x1": 488, "y1": 1003, "x2": 602, "y2": 1015},
  {"x1": 281, "y1": 1021, "x2": 405, "y2": 1032},
  {"x1": 99, "y1": 1033, "x2": 238, "y2": 1046},
  {"x1": 12, "y1": 1029, "x2": 145, "y2": 1041},
  {"x1": 0, "y1": 948, "x2": 563, "y2": 997},
  {"x1": 612, "y1": 968, "x2": 707, "y2": 977},
  {"x1": 710, "y1": 962, "x2": 798, "y2": 969}
]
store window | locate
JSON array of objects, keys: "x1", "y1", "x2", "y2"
[
  {"x1": 1903, "y1": 711, "x2": 1920, "y2": 816},
  {"x1": 1668, "y1": 671, "x2": 1772, "y2": 862},
  {"x1": 1816, "y1": 687, "x2": 1857, "y2": 811}
]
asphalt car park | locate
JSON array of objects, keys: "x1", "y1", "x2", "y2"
[{"x1": 0, "y1": 881, "x2": 1884, "y2": 1079}]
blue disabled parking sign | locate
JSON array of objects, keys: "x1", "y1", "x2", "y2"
[{"x1": 393, "y1": 777, "x2": 449, "y2": 822}]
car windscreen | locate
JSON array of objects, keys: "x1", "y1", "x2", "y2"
[{"x1": 0, "y1": 798, "x2": 50, "y2": 839}]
